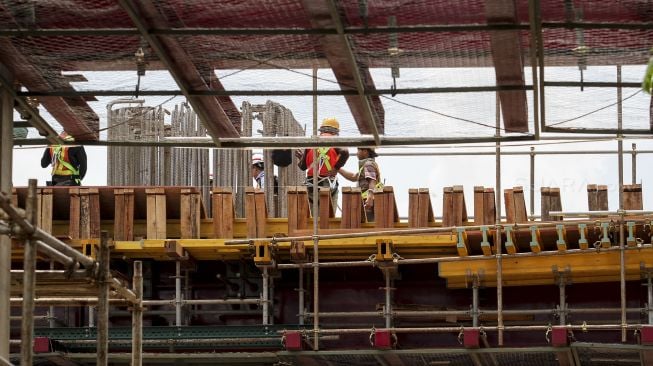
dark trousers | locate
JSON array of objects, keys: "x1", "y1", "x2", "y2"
[{"x1": 48, "y1": 175, "x2": 79, "y2": 186}]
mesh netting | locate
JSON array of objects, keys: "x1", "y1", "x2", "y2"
[{"x1": 0, "y1": 0, "x2": 651, "y2": 141}]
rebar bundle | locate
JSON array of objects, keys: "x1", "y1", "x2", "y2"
[
  {"x1": 213, "y1": 101, "x2": 305, "y2": 218},
  {"x1": 107, "y1": 100, "x2": 210, "y2": 205}
]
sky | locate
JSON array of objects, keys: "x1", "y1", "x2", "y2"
[{"x1": 11, "y1": 65, "x2": 653, "y2": 218}]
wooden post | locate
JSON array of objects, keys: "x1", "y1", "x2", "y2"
[
  {"x1": 318, "y1": 187, "x2": 333, "y2": 229},
  {"x1": 69, "y1": 188, "x2": 81, "y2": 239},
  {"x1": 37, "y1": 188, "x2": 53, "y2": 234},
  {"x1": 443, "y1": 186, "x2": 467, "y2": 227},
  {"x1": 375, "y1": 186, "x2": 398, "y2": 228},
  {"x1": 483, "y1": 188, "x2": 496, "y2": 225},
  {"x1": 541, "y1": 187, "x2": 562, "y2": 222},
  {"x1": 340, "y1": 187, "x2": 362, "y2": 228},
  {"x1": 288, "y1": 186, "x2": 309, "y2": 234},
  {"x1": 114, "y1": 188, "x2": 134, "y2": 241},
  {"x1": 146, "y1": 188, "x2": 166, "y2": 239},
  {"x1": 180, "y1": 188, "x2": 201, "y2": 239},
  {"x1": 622, "y1": 184, "x2": 643, "y2": 210},
  {"x1": 245, "y1": 188, "x2": 268, "y2": 238},
  {"x1": 409, "y1": 188, "x2": 434, "y2": 228},
  {"x1": 211, "y1": 187, "x2": 234, "y2": 238},
  {"x1": 587, "y1": 184, "x2": 609, "y2": 213},
  {"x1": 504, "y1": 186, "x2": 528, "y2": 223}
]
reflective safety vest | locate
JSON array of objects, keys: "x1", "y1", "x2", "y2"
[
  {"x1": 305, "y1": 148, "x2": 339, "y2": 177},
  {"x1": 359, "y1": 159, "x2": 383, "y2": 200},
  {"x1": 49, "y1": 145, "x2": 79, "y2": 176}
]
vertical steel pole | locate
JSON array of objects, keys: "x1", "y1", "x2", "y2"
[
  {"x1": 648, "y1": 273, "x2": 653, "y2": 325},
  {"x1": 97, "y1": 231, "x2": 110, "y2": 366},
  {"x1": 631, "y1": 143, "x2": 637, "y2": 184},
  {"x1": 132, "y1": 261, "x2": 143, "y2": 366},
  {"x1": 175, "y1": 260, "x2": 182, "y2": 326},
  {"x1": 20, "y1": 179, "x2": 37, "y2": 366},
  {"x1": 617, "y1": 65, "x2": 624, "y2": 209},
  {"x1": 298, "y1": 267, "x2": 304, "y2": 325},
  {"x1": 558, "y1": 278, "x2": 566, "y2": 325},
  {"x1": 495, "y1": 91, "x2": 504, "y2": 346},
  {"x1": 472, "y1": 277, "x2": 479, "y2": 328},
  {"x1": 312, "y1": 66, "x2": 320, "y2": 350},
  {"x1": 617, "y1": 65, "x2": 627, "y2": 343},
  {"x1": 527, "y1": 0, "x2": 540, "y2": 139},
  {"x1": 262, "y1": 267, "x2": 269, "y2": 325},
  {"x1": 384, "y1": 269, "x2": 391, "y2": 329},
  {"x1": 0, "y1": 73, "x2": 13, "y2": 359},
  {"x1": 49, "y1": 261, "x2": 55, "y2": 328},
  {"x1": 530, "y1": 147, "x2": 535, "y2": 220}
]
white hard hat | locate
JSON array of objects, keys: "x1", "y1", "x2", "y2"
[{"x1": 252, "y1": 153, "x2": 264, "y2": 166}]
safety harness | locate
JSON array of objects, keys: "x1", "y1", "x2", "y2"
[{"x1": 50, "y1": 145, "x2": 80, "y2": 184}]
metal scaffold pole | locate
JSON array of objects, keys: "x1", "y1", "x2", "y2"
[
  {"x1": 0, "y1": 68, "x2": 13, "y2": 359},
  {"x1": 97, "y1": 231, "x2": 110, "y2": 366},
  {"x1": 132, "y1": 261, "x2": 143, "y2": 366},
  {"x1": 20, "y1": 180, "x2": 37, "y2": 366},
  {"x1": 312, "y1": 66, "x2": 320, "y2": 351}
]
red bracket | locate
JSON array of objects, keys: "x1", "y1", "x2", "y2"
[
  {"x1": 372, "y1": 329, "x2": 394, "y2": 350},
  {"x1": 641, "y1": 325, "x2": 653, "y2": 345},
  {"x1": 463, "y1": 328, "x2": 480, "y2": 348},
  {"x1": 551, "y1": 326, "x2": 569, "y2": 347},
  {"x1": 283, "y1": 331, "x2": 303, "y2": 351},
  {"x1": 33, "y1": 337, "x2": 51, "y2": 353}
]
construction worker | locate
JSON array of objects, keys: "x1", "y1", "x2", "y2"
[
  {"x1": 339, "y1": 147, "x2": 382, "y2": 222},
  {"x1": 251, "y1": 153, "x2": 265, "y2": 189},
  {"x1": 297, "y1": 117, "x2": 349, "y2": 209},
  {"x1": 40, "y1": 131, "x2": 87, "y2": 186}
]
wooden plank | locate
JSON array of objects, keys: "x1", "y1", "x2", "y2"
[
  {"x1": 474, "y1": 186, "x2": 485, "y2": 225},
  {"x1": 68, "y1": 187, "x2": 81, "y2": 239},
  {"x1": 512, "y1": 186, "x2": 528, "y2": 223},
  {"x1": 483, "y1": 188, "x2": 496, "y2": 224},
  {"x1": 442, "y1": 186, "x2": 453, "y2": 227},
  {"x1": 588, "y1": 184, "x2": 609, "y2": 213},
  {"x1": 37, "y1": 188, "x2": 53, "y2": 234},
  {"x1": 245, "y1": 188, "x2": 257, "y2": 238},
  {"x1": 88, "y1": 188, "x2": 100, "y2": 239},
  {"x1": 420, "y1": 188, "x2": 434, "y2": 227},
  {"x1": 211, "y1": 187, "x2": 234, "y2": 239},
  {"x1": 318, "y1": 187, "x2": 331, "y2": 229},
  {"x1": 341, "y1": 186, "x2": 353, "y2": 228},
  {"x1": 452, "y1": 185, "x2": 467, "y2": 227},
  {"x1": 622, "y1": 184, "x2": 643, "y2": 210},
  {"x1": 287, "y1": 186, "x2": 309, "y2": 234},
  {"x1": 114, "y1": 188, "x2": 134, "y2": 241},
  {"x1": 408, "y1": 188, "x2": 419, "y2": 228},
  {"x1": 375, "y1": 186, "x2": 398, "y2": 228},
  {"x1": 541, "y1": 187, "x2": 562, "y2": 222},
  {"x1": 180, "y1": 188, "x2": 201, "y2": 239},
  {"x1": 146, "y1": 188, "x2": 166, "y2": 239},
  {"x1": 351, "y1": 187, "x2": 363, "y2": 226},
  {"x1": 255, "y1": 190, "x2": 268, "y2": 237}
]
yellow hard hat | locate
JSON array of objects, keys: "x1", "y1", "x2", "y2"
[{"x1": 319, "y1": 117, "x2": 340, "y2": 134}]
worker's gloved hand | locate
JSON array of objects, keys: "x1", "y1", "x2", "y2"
[{"x1": 294, "y1": 149, "x2": 303, "y2": 159}]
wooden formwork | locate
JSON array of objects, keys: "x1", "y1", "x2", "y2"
[
  {"x1": 408, "y1": 188, "x2": 434, "y2": 228},
  {"x1": 442, "y1": 186, "x2": 467, "y2": 227},
  {"x1": 341, "y1": 186, "x2": 363, "y2": 229}
]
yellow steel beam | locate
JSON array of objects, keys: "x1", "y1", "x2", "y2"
[{"x1": 439, "y1": 247, "x2": 653, "y2": 288}]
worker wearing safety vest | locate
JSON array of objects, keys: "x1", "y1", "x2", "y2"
[
  {"x1": 297, "y1": 117, "x2": 349, "y2": 209},
  {"x1": 40, "y1": 131, "x2": 87, "y2": 186},
  {"x1": 339, "y1": 147, "x2": 382, "y2": 222}
]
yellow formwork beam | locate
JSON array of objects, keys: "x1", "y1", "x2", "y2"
[
  {"x1": 111, "y1": 234, "x2": 457, "y2": 261},
  {"x1": 439, "y1": 247, "x2": 653, "y2": 288}
]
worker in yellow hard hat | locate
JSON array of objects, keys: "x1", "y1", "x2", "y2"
[
  {"x1": 339, "y1": 147, "x2": 383, "y2": 222},
  {"x1": 296, "y1": 117, "x2": 350, "y2": 210},
  {"x1": 40, "y1": 131, "x2": 87, "y2": 186}
]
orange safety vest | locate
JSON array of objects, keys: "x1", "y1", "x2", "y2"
[
  {"x1": 305, "y1": 148, "x2": 339, "y2": 177},
  {"x1": 49, "y1": 146, "x2": 78, "y2": 176}
]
